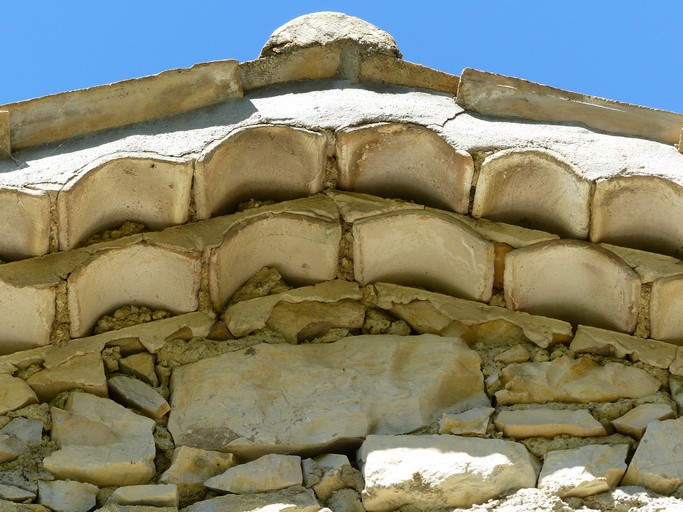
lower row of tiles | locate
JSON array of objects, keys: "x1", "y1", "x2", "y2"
[{"x1": 2, "y1": 278, "x2": 683, "y2": 511}]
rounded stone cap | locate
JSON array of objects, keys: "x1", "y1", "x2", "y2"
[{"x1": 260, "y1": 12, "x2": 401, "y2": 58}]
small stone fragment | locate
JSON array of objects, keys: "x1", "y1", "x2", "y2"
[
  {"x1": 0, "y1": 417, "x2": 43, "y2": 447},
  {"x1": 327, "y1": 488, "x2": 365, "y2": 512},
  {"x1": 612, "y1": 403, "x2": 676, "y2": 440},
  {"x1": 118, "y1": 352, "x2": 159, "y2": 387},
  {"x1": 0, "y1": 434, "x2": 27, "y2": 463},
  {"x1": 165, "y1": 326, "x2": 193, "y2": 342},
  {"x1": 183, "y1": 486, "x2": 319, "y2": 512},
  {"x1": 495, "y1": 408, "x2": 607, "y2": 439},
  {"x1": 0, "y1": 483, "x2": 36, "y2": 502},
  {"x1": 108, "y1": 375, "x2": 171, "y2": 419},
  {"x1": 206, "y1": 320, "x2": 233, "y2": 341},
  {"x1": 310, "y1": 453, "x2": 361, "y2": 501},
  {"x1": 438, "y1": 407, "x2": 494, "y2": 435},
  {"x1": 26, "y1": 353, "x2": 107, "y2": 402},
  {"x1": 495, "y1": 344, "x2": 531, "y2": 363},
  {"x1": 108, "y1": 484, "x2": 178, "y2": 507},
  {"x1": 38, "y1": 480, "x2": 98, "y2": 512},
  {"x1": 538, "y1": 444, "x2": 629, "y2": 498},
  {"x1": 159, "y1": 446, "x2": 237, "y2": 489},
  {"x1": 205, "y1": 453, "x2": 303, "y2": 494},
  {"x1": 0, "y1": 374, "x2": 38, "y2": 414}
]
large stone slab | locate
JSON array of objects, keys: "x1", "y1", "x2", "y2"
[
  {"x1": 358, "y1": 434, "x2": 539, "y2": 510},
  {"x1": 495, "y1": 356, "x2": 661, "y2": 405},
  {"x1": 169, "y1": 335, "x2": 488, "y2": 458}
]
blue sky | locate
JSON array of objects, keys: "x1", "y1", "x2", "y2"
[{"x1": 2, "y1": 1, "x2": 682, "y2": 113}]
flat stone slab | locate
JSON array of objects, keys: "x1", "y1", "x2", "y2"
[
  {"x1": 183, "y1": 486, "x2": 320, "y2": 512},
  {"x1": 495, "y1": 408, "x2": 607, "y2": 439},
  {"x1": 108, "y1": 375, "x2": 170, "y2": 419},
  {"x1": 0, "y1": 374, "x2": 38, "y2": 414},
  {"x1": 612, "y1": 404, "x2": 676, "y2": 440},
  {"x1": 205, "y1": 454, "x2": 302, "y2": 494},
  {"x1": 159, "y1": 446, "x2": 237, "y2": 490},
  {"x1": 169, "y1": 334, "x2": 488, "y2": 458},
  {"x1": 358, "y1": 434, "x2": 539, "y2": 510},
  {"x1": 439, "y1": 407, "x2": 494, "y2": 436}
]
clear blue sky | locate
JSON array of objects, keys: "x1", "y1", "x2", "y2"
[{"x1": 3, "y1": 1, "x2": 682, "y2": 113}]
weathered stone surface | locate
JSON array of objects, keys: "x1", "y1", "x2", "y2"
[
  {"x1": 169, "y1": 335, "x2": 488, "y2": 458},
  {"x1": 651, "y1": 275, "x2": 683, "y2": 344},
  {"x1": 612, "y1": 404, "x2": 676, "y2": 440},
  {"x1": 359, "y1": 55, "x2": 459, "y2": 94},
  {"x1": 0, "y1": 278, "x2": 55, "y2": 354},
  {"x1": 194, "y1": 125, "x2": 327, "y2": 218},
  {"x1": 0, "y1": 418, "x2": 43, "y2": 447},
  {"x1": 495, "y1": 356, "x2": 661, "y2": 405},
  {"x1": 337, "y1": 123, "x2": 473, "y2": 212},
  {"x1": 504, "y1": 240, "x2": 641, "y2": 332},
  {"x1": 494, "y1": 408, "x2": 606, "y2": 439},
  {"x1": 57, "y1": 155, "x2": 193, "y2": 250},
  {"x1": 472, "y1": 148, "x2": 592, "y2": 238},
  {"x1": 0, "y1": 374, "x2": 38, "y2": 414},
  {"x1": 261, "y1": 12, "x2": 400, "y2": 58},
  {"x1": 159, "y1": 446, "x2": 237, "y2": 489},
  {"x1": 205, "y1": 454, "x2": 302, "y2": 494},
  {"x1": 0, "y1": 110, "x2": 8, "y2": 158},
  {"x1": 44, "y1": 392, "x2": 156, "y2": 486},
  {"x1": 308, "y1": 454, "x2": 362, "y2": 501},
  {"x1": 0, "y1": 434, "x2": 26, "y2": 463},
  {"x1": 353, "y1": 210, "x2": 494, "y2": 302},
  {"x1": 0, "y1": 483, "x2": 36, "y2": 502},
  {"x1": 184, "y1": 486, "x2": 320, "y2": 512},
  {"x1": 538, "y1": 444, "x2": 629, "y2": 498},
  {"x1": 118, "y1": 352, "x2": 159, "y2": 387},
  {"x1": 570, "y1": 324, "x2": 677, "y2": 370},
  {"x1": 374, "y1": 282, "x2": 573, "y2": 348},
  {"x1": 107, "y1": 375, "x2": 170, "y2": 419},
  {"x1": 26, "y1": 353, "x2": 107, "y2": 402},
  {"x1": 592, "y1": 176, "x2": 683, "y2": 257},
  {"x1": 603, "y1": 243, "x2": 683, "y2": 284},
  {"x1": 67, "y1": 243, "x2": 201, "y2": 337},
  {"x1": 224, "y1": 280, "x2": 362, "y2": 338},
  {"x1": 38, "y1": 480, "x2": 98, "y2": 512},
  {"x1": 358, "y1": 434, "x2": 539, "y2": 510},
  {"x1": 439, "y1": 407, "x2": 494, "y2": 436},
  {"x1": 326, "y1": 488, "x2": 365, "y2": 512},
  {"x1": 266, "y1": 300, "x2": 365, "y2": 343},
  {"x1": 623, "y1": 418, "x2": 683, "y2": 494},
  {"x1": 0, "y1": 187, "x2": 50, "y2": 260},
  {"x1": 495, "y1": 344, "x2": 531, "y2": 364},
  {"x1": 108, "y1": 484, "x2": 178, "y2": 507}
]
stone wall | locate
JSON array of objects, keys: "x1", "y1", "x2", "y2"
[{"x1": 1, "y1": 11, "x2": 683, "y2": 512}]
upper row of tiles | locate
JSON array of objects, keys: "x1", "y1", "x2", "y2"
[{"x1": 0, "y1": 11, "x2": 681, "y2": 165}]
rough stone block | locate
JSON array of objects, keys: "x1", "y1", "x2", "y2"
[
  {"x1": 494, "y1": 408, "x2": 606, "y2": 439},
  {"x1": 159, "y1": 446, "x2": 237, "y2": 490},
  {"x1": 108, "y1": 484, "x2": 178, "y2": 507},
  {"x1": 602, "y1": 243, "x2": 683, "y2": 284},
  {"x1": 108, "y1": 375, "x2": 171, "y2": 419},
  {"x1": 612, "y1": 404, "x2": 676, "y2": 440},
  {"x1": 439, "y1": 407, "x2": 494, "y2": 436},
  {"x1": 195, "y1": 125, "x2": 328, "y2": 219},
  {"x1": 337, "y1": 123, "x2": 473, "y2": 213},
  {"x1": 472, "y1": 148, "x2": 592, "y2": 238},
  {"x1": 358, "y1": 434, "x2": 539, "y2": 510},
  {"x1": 183, "y1": 487, "x2": 320, "y2": 512},
  {"x1": 353, "y1": 210, "x2": 494, "y2": 302},
  {"x1": 57, "y1": 155, "x2": 193, "y2": 250},
  {"x1": 119, "y1": 352, "x2": 159, "y2": 387},
  {"x1": 26, "y1": 352, "x2": 107, "y2": 402},
  {"x1": 0, "y1": 482, "x2": 36, "y2": 502},
  {"x1": 38, "y1": 480, "x2": 98, "y2": 512},
  {"x1": 359, "y1": 55, "x2": 459, "y2": 94},
  {"x1": 0, "y1": 374, "x2": 38, "y2": 414},
  {"x1": 0, "y1": 187, "x2": 51, "y2": 260},
  {"x1": 504, "y1": 240, "x2": 641, "y2": 332},
  {"x1": 67, "y1": 243, "x2": 201, "y2": 337},
  {"x1": 205, "y1": 454, "x2": 302, "y2": 494},
  {"x1": 651, "y1": 275, "x2": 683, "y2": 344}
]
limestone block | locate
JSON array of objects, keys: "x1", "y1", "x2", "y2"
[
  {"x1": 651, "y1": 275, "x2": 683, "y2": 344},
  {"x1": 495, "y1": 345, "x2": 531, "y2": 363},
  {"x1": 337, "y1": 123, "x2": 473, "y2": 213},
  {"x1": 359, "y1": 55, "x2": 459, "y2": 94},
  {"x1": 205, "y1": 454, "x2": 302, "y2": 494},
  {"x1": 108, "y1": 484, "x2": 178, "y2": 507},
  {"x1": 0, "y1": 278, "x2": 56, "y2": 354},
  {"x1": 353, "y1": 210, "x2": 494, "y2": 301},
  {"x1": 472, "y1": 148, "x2": 592, "y2": 238},
  {"x1": 224, "y1": 280, "x2": 362, "y2": 337},
  {"x1": 494, "y1": 408, "x2": 606, "y2": 439},
  {"x1": 309, "y1": 454, "x2": 359, "y2": 501},
  {"x1": 612, "y1": 404, "x2": 676, "y2": 440},
  {"x1": 456, "y1": 67, "x2": 683, "y2": 146},
  {"x1": 326, "y1": 488, "x2": 365, "y2": 512},
  {"x1": 358, "y1": 434, "x2": 539, "y2": 510},
  {"x1": 538, "y1": 444, "x2": 629, "y2": 498},
  {"x1": 260, "y1": 12, "x2": 400, "y2": 58},
  {"x1": 266, "y1": 300, "x2": 365, "y2": 343},
  {"x1": 168, "y1": 335, "x2": 488, "y2": 458},
  {"x1": 602, "y1": 243, "x2": 683, "y2": 283},
  {"x1": 159, "y1": 446, "x2": 237, "y2": 489},
  {"x1": 119, "y1": 352, "x2": 158, "y2": 387},
  {"x1": 44, "y1": 392, "x2": 156, "y2": 486},
  {"x1": 592, "y1": 176, "x2": 683, "y2": 257},
  {"x1": 0, "y1": 483, "x2": 36, "y2": 502},
  {"x1": 623, "y1": 418, "x2": 683, "y2": 494},
  {"x1": 107, "y1": 375, "x2": 170, "y2": 419},
  {"x1": 67, "y1": 243, "x2": 201, "y2": 337},
  {"x1": 208, "y1": 213, "x2": 341, "y2": 311},
  {"x1": 195, "y1": 125, "x2": 328, "y2": 218},
  {"x1": 26, "y1": 352, "x2": 107, "y2": 402},
  {"x1": 0, "y1": 434, "x2": 26, "y2": 463},
  {"x1": 0, "y1": 187, "x2": 50, "y2": 260},
  {"x1": 57, "y1": 154, "x2": 193, "y2": 250},
  {"x1": 183, "y1": 487, "x2": 320, "y2": 512},
  {"x1": 38, "y1": 480, "x2": 98, "y2": 512},
  {"x1": 0, "y1": 374, "x2": 38, "y2": 414},
  {"x1": 374, "y1": 282, "x2": 573, "y2": 348},
  {"x1": 495, "y1": 356, "x2": 661, "y2": 405},
  {"x1": 0, "y1": 418, "x2": 43, "y2": 447},
  {"x1": 504, "y1": 240, "x2": 641, "y2": 333},
  {"x1": 570, "y1": 324, "x2": 676, "y2": 370},
  {"x1": 439, "y1": 407, "x2": 494, "y2": 435}
]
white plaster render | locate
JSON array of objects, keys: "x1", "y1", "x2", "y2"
[
  {"x1": 337, "y1": 123, "x2": 473, "y2": 212},
  {"x1": 650, "y1": 275, "x2": 683, "y2": 344},
  {"x1": 473, "y1": 148, "x2": 592, "y2": 239},
  {"x1": 592, "y1": 176, "x2": 683, "y2": 257},
  {"x1": 67, "y1": 243, "x2": 201, "y2": 337},
  {"x1": 57, "y1": 153, "x2": 193, "y2": 250},
  {"x1": 504, "y1": 240, "x2": 641, "y2": 332},
  {"x1": 0, "y1": 186, "x2": 50, "y2": 260},
  {"x1": 194, "y1": 124, "x2": 328, "y2": 218},
  {"x1": 353, "y1": 210, "x2": 494, "y2": 302},
  {"x1": 0, "y1": 279, "x2": 55, "y2": 355}
]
